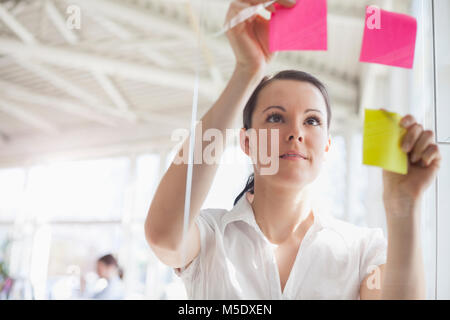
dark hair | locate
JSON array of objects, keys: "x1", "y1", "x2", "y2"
[
  {"x1": 233, "y1": 70, "x2": 332, "y2": 207},
  {"x1": 98, "y1": 254, "x2": 124, "y2": 280}
]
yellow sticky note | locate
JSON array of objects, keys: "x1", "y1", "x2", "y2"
[{"x1": 363, "y1": 108, "x2": 408, "y2": 174}]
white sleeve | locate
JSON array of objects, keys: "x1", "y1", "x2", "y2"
[
  {"x1": 173, "y1": 211, "x2": 215, "y2": 282},
  {"x1": 359, "y1": 227, "x2": 388, "y2": 284}
]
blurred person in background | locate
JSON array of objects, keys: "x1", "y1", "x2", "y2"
[{"x1": 81, "y1": 254, "x2": 125, "y2": 300}]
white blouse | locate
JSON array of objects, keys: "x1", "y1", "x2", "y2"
[{"x1": 174, "y1": 195, "x2": 387, "y2": 299}]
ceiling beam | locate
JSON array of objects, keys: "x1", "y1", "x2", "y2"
[
  {"x1": 77, "y1": 37, "x2": 192, "y2": 52},
  {"x1": 3, "y1": 0, "x2": 28, "y2": 16},
  {"x1": 135, "y1": 110, "x2": 189, "y2": 128},
  {"x1": 44, "y1": 0, "x2": 79, "y2": 45},
  {"x1": 0, "y1": 97, "x2": 59, "y2": 134},
  {"x1": 74, "y1": 0, "x2": 212, "y2": 69},
  {"x1": 84, "y1": 8, "x2": 173, "y2": 67},
  {"x1": 81, "y1": 11, "x2": 172, "y2": 108},
  {"x1": 13, "y1": 58, "x2": 140, "y2": 122},
  {"x1": 185, "y1": 1, "x2": 224, "y2": 88},
  {"x1": 0, "y1": 80, "x2": 189, "y2": 128},
  {"x1": 0, "y1": 132, "x2": 175, "y2": 169},
  {"x1": 0, "y1": 38, "x2": 218, "y2": 101},
  {"x1": 0, "y1": 4, "x2": 36, "y2": 44},
  {"x1": 73, "y1": 0, "x2": 195, "y2": 40},
  {"x1": 14, "y1": 58, "x2": 103, "y2": 106},
  {"x1": 0, "y1": 129, "x2": 11, "y2": 145},
  {"x1": 0, "y1": 121, "x2": 175, "y2": 167},
  {"x1": 92, "y1": 71, "x2": 130, "y2": 112},
  {"x1": 0, "y1": 79, "x2": 118, "y2": 126},
  {"x1": 86, "y1": 11, "x2": 134, "y2": 39},
  {"x1": 0, "y1": 3, "x2": 138, "y2": 123}
]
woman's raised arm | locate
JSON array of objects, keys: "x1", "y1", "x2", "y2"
[{"x1": 144, "y1": 0, "x2": 295, "y2": 268}]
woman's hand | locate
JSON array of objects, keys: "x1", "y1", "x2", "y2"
[
  {"x1": 225, "y1": 0, "x2": 296, "y2": 76},
  {"x1": 382, "y1": 114, "x2": 441, "y2": 216}
]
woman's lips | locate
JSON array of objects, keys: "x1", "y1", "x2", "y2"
[
  {"x1": 280, "y1": 150, "x2": 309, "y2": 160},
  {"x1": 279, "y1": 154, "x2": 308, "y2": 161}
]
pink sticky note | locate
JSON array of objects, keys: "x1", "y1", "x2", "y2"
[
  {"x1": 360, "y1": 6, "x2": 417, "y2": 69},
  {"x1": 269, "y1": 0, "x2": 327, "y2": 52}
]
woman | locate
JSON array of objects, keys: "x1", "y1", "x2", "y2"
[
  {"x1": 91, "y1": 254, "x2": 124, "y2": 300},
  {"x1": 145, "y1": 0, "x2": 441, "y2": 299}
]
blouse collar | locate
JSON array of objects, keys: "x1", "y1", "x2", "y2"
[{"x1": 221, "y1": 194, "x2": 326, "y2": 245}]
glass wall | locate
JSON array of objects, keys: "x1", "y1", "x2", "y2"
[
  {"x1": 0, "y1": 130, "x2": 370, "y2": 300},
  {"x1": 434, "y1": 0, "x2": 450, "y2": 299},
  {"x1": 0, "y1": 0, "x2": 445, "y2": 301}
]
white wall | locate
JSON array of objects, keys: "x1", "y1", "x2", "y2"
[
  {"x1": 434, "y1": 0, "x2": 450, "y2": 300},
  {"x1": 412, "y1": 0, "x2": 438, "y2": 299}
]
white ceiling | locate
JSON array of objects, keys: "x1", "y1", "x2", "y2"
[{"x1": 0, "y1": 0, "x2": 412, "y2": 166}]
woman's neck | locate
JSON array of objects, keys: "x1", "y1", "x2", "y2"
[{"x1": 250, "y1": 185, "x2": 314, "y2": 245}]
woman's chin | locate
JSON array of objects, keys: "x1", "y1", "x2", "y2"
[
  {"x1": 271, "y1": 171, "x2": 311, "y2": 188},
  {"x1": 256, "y1": 163, "x2": 314, "y2": 186}
]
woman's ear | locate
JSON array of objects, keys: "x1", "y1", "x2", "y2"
[
  {"x1": 239, "y1": 128, "x2": 250, "y2": 156},
  {"x1": 325, "y1": 135, "x2": 331, "y2": 153}
]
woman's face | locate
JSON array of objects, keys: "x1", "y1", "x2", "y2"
[
  {"x1": 241, "y1": 79, "x2": 331, "y2": 190},
  {"x1": 96, "y1": 261, "x2": 114, "y2": 279}
]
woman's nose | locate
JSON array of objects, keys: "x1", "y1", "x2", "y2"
[
  {"x1": 289, "y1": 134, "x2": 303, "y2": 142},
  {"x1": 288, "y1": 126, "x2": 304, "y2": 142}
]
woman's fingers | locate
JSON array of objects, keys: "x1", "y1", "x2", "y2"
[
  {"x1": 400, "y1": 114, "x2": 419, "y2": 153},
  {"x1": 410, "y1": 130, "x2": 434, "y2": 163},
  {"x1": 422, "y1": 144, "x2": 442, "y2": 167},
  {"x1": 244, "y1": 0, "x2": 269, "y2": 4},
  {"x1": 275, "y1": 0, "x2": 297, "y2": 7},
  {"x1": 226, "y1": 1, "x2": 249, "y2": 23},
  {"x1": 227, "y1": 0, "x2": 295, "y2": 24},
  {"x1": 241, "y1": 0, "x2": 296, "y2": 8},
  {"x1": 399, "y1": 114, "x2": 441, "y2": 169},
  {"x1": 401, "y1": 123, "x2": 423, "y2": 153},
  {"x1": 266, "y1": 4, "x2": 275, "y2": 12},
  {"x1": 400, "y1": 114, "x2": 416, "y2": 128},
  {"x1": 226, "y1": 0, "x2": 273, "y2": 72},
  {"x1": 253, "y1": 15, "x2": 272, "y2": 59}
]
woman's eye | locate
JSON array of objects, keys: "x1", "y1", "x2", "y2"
[
  {"x1": 305, "y1": 117, "x2": 321, "y2": 126},
  {"x1": 266, "y1": 114, "x2": 321, "y2": 126},
  {"x1": 267, "y1": 113, "x2": 283, "y2": 123}
]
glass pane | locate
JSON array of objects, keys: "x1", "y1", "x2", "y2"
[
  {"x1": 434, "y1": 0, "x2": 450, "y2": 300},
  {"x1": 153, "y1": 0, "x2": 439, "y2": 300},
  {"x1": 202, "y1": 144, "x2": 253, "y2": 211},
  {"x1": 0, "y1": 226, "x2": 13, "y2": 269},
  {"x1": 127, "y1": 222, "x2": 187, "y2": 300},
  {"x1": 25, "y1": 158, "x2": 130, "y2": 222},
  {"x1": 437, "y1": 145, "x2": 450, "y2": 298},
  {"x1": 46, "y1": 224, "x2": 123, "y2": 300},
  {"x1": 435, "y1": 0, "x2": 450, "y2": 143},
  {"x1": 311, "y1": 135, "x2": 347, "y2": 221},
  {"x1": 0, "y1": 226, "x2": 19, "y2": 299},
  {"x1": 0, "y1": 168, "x2": 26, "y2": 222},
  {"x1": 134, "y1": 154, "x2": 161, "y2": 222}
]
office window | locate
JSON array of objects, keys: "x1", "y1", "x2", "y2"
[
  {"x1": 46, "y1": 224, "x2": 123, "y2": 299},
  {"x1": 0, "y1": 168, "x2": 26, "y2": 222},
  {"x1": 25, "y1": 158, "x2": 130, "y2": 222},
  {"x1": 134, "y1": 153, "x2": 161, "y2": 222}
]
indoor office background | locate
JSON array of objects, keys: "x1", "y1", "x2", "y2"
[{"x1": 0, "y1": 0, "x2": 448, "y2": 299}]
